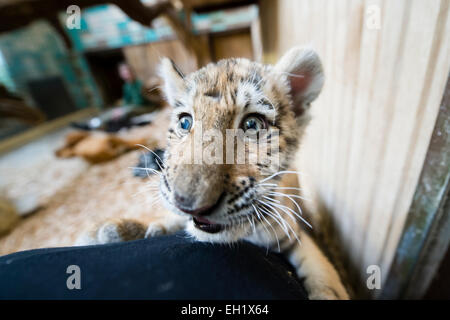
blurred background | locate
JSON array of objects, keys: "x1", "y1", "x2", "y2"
[{"x1": 0, "y1": 0, "x2": 448, "y2": 299}]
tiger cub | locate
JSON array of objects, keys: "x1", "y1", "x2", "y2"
[{"x1": 79, "y1": 47, "x2": 349, "y2": 300}]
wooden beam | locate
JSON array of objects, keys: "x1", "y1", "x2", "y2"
[
  {"x1": 0, "y1": 107, "x2": 97, "y2": 155},
  {"x1": 381, "y1": 74, "x2": 450, "y2": 299}
]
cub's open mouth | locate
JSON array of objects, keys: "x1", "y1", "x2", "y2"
[{"x1": 193, "y1": 217, "x2": 224, "y2": 233}]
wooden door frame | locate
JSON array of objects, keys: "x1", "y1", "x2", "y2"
[{"x1": 381, "y1": 74, "x2": 450, "y2": 299}]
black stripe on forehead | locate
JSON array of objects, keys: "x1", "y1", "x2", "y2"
[
  {"x1": 227, "y1": 71, "x2": 234, "y2": 82},
  {"x1": 244, "y1": 91, "x2": 251, "y2": 109},
  {"x1": 230, "y1": 88, "x2": 237, "y2": 105},
  {"x1": 258, "y1": 98, "x2": 274, "y2": 110},
  {"x1": 174, "y1": 100, "x2": 183, "y2": 108},
  {"x1": 205, "y1": 90, "x2": 221, "y2": 99},
  {"x1": 170, "y1": 59, "x2": 185, "y2": 79}
]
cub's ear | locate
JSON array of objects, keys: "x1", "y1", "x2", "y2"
[
  {"x1": 274, "y1": 47, "x2": 324, "y2": 116},
  {"x1": 159, "y1": 58, "x2": 186, "y2": 106}
]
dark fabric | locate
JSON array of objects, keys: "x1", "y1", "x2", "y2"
[{"x1": 0, "y1": 232, "x2": 307, "y2": 300}]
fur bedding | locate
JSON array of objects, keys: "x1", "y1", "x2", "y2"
[{"x1": 0, "y1": 108, "x2": 171, "y2": 256}]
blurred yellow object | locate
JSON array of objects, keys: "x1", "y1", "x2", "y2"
[
  {"x1": 55, "y1": 127, "x2": 159, "y2": 164},
  {"x1": 0, "y1": 196, "x2": 19, "y2": 236}
]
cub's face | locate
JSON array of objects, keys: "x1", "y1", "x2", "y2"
[{"x1": 158, "y1": 47, "x2": 324, "y2": 242}]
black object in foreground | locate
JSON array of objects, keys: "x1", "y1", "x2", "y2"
[
  {"x1": 0, "y1": 232, "x2": 307, "y2": 299},
  {"x1": 133, "y1": 148, "x2": 165, "y2": 178}
]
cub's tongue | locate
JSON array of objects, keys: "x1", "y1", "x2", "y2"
[
  {"x1": 192, "y1": 217, "x2": 224, "y2": 233},
  {"x1": 194, "y1": 216, "x2": 213, "y2": 224}
]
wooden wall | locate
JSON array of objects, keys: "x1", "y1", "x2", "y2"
[
  {"x1": 211, "y1": 31, "x2": 254, "y2": 61},
  {"x1": 123, "y1": 29, "x2": 256, "y2": 85},
  {"x1": 123, "y1": 38, "x2": 207, "y2": 84},
  {"x1": 261, "y1": 0, "x2": 450, "y2": 296}
]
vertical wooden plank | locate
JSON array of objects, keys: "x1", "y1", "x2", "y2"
[
  {"x1": 318, "y1": 0, "x2": 338, "y2": 209},
  {"x1": 123, "y1": 38, "x2": 203, "y2": 82},
  {"x1": 362, "y1": 0, "x2": 443, "y2": 274},
  {"x1": 334, "y1": 0, "x2": 364, "y2": 252},
  {"x1": 342, "y1": 0, "x2": 383, "y2": 255},
  {"x1": 211, "y1": 31, "x2": 254, "y2": 61},
  {"x1": 381, "y1": 73, "x2": 450, "y2": 299},
  {"x1": 259, "y1": 0, "x2": 278, "y2": 63},
  {"x1": 326, "y1": 0, "x2": 348, "y2": 210},
  {"x1": 250, "y1": 18, "x2": 263, "y2": 62},
  {"x1": 349, "y1": 0, "x2": 411, "y2": 268},
  {"x1": 380, "y1": 0, "x2": 450, "y2": 279}
]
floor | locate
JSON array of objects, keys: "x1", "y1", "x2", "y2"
[
  {"x1": 0, "y1": 126, "x2": 88, "y2": 215},
  {"x1": 0, "y1": 109, "x2": 171, "y2": 255}
]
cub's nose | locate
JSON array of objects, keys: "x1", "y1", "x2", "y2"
[
  {"x1": 174, "y1": 192, "x2": 224, "y2": 217},
  {"x1": 174, "y1": 192, "x2": 195, "y2": 210}
]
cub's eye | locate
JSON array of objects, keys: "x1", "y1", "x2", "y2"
[
  {"x1": 177, "y1": 114, "x2": 193, "y2": 134},
  {"x1": 241, "y1": 114, "x2": 267, "y2": 133}
]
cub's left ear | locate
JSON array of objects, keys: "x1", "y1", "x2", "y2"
[
  {"x1": 274, "y1": 47, "x2": 324, "y2": 116},
  {"x1": 159, "y1": 58, "x2": 186, "y2": 107}
]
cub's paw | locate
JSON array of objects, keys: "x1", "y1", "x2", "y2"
[
  {"x1": 145, "y1": 223, "x2": 167, "y2": 238},
  {"x1": 305, "y1": 279, "x2": 350, "y2": 300},
  {"x1": 307, "y1": 287, "x2": 342, "y2": 300},
  {"x1": 75, "y1": 219, "x2": 146, "y2": 246}
]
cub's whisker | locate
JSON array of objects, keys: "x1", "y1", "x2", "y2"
[
  {"x1": 262, "y1": 197, "x2": 312, "y2": 229},
  {"x1": 259, "y1": 185, "x2": 306, "y2": 192},
  {"x1": 266, "y1": 191, "x2": 305, "y2": 217},
  {"x1": 251, "y1": 204, "x2": 271, "y2": 253},
  {"x1": 257, "y1": 200, "x2": 302, "y2": 245},
  {"x1": 256, "y1": 202, "x2": 291, "y2": 240},
  {"x1": 268, "y1": 191, "x2": 311, "y2": 202},
  {"x1": 128, "y1": 167, "x2": 162, "y2": 175},
  {"x1": 260, "y1": 170, "x2": 307, "y2": 183},
  {"x1": 262, "y1": 195, "x2": 280, "y2": 204},
  {"x1": 246, "y1": 215, "x2": 257, "y2": 234},
  {"x1": 255, "y1": 204, "x2": 281, "y2": 252}
]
